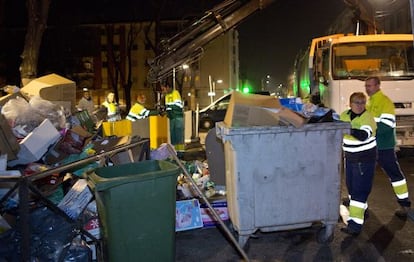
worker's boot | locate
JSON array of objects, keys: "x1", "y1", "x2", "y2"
[{"x1": 395, "y1": 206, "x2": 410, "y2": 218}]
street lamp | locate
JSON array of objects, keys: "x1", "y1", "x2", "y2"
[
  {"x1": 208, "y1": 76, "x2": 223, "y2": 103},
  {"x1": 208, "y1": 75, "x2": 216, "y2": 104}
]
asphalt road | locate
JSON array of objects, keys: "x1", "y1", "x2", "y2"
[{"x1": 176, "y1": 154, "x2": 414, "y2": 262}]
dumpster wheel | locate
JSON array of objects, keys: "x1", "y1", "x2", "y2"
[
  {"x1": 224, "y1": 220, "x2": 251, "y2": 251},
  {"x1": 317, "y1": 224, "x2": 334, "y2": 244}
]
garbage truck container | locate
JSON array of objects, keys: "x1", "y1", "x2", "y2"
[
  {"x1": 215, "y1": 121, "x2": 350, "y2": 247},
  {"x1": 86, "y1": 160, "x2": 180, "y2": 262}
]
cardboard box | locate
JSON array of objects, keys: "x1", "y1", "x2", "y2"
[
  {"x1": 58, "y1": 179, "x2": 93, "y2": 219},
  {"x1": 7, "y1": 119, "x2": 60, "y2": 167},
  {"x1": 131, "y1": 118, "x2": 150, "y2": 138},
  {"x1": 82, "y1": 201, "x2": 100, "y2": 237},
  {"x1": 109, "y1": 136, "x2": 147, "y2": 165},
  {"x1": 91, "y1": 135, "x2": 130, "y2": 154},
  {"x1": 102, "y1": 119, "x2": 149, "y2": 138},
  {"x1": 20, "y1": 73, "x2": 76, "y2": 113},
  {"x1": 224, "y1": 92, "x2": 306, "y2": 128},
  {"x1": 84, "y1": 217, "x2": 101, "y2": 240},
  {"x1": 0, "y1": 113, "x2": 19, "y2": 161},
  {"x1": 199, "y1": 199, "x2": 229, "y2": 228},
  {"x1": 176, "y1": 199, "x2": 203, "y2": 232},
  {"x1": 44, "y1": 125, "x2": 92, "y2": 165}
]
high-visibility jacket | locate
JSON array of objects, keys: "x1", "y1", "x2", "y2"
[
  {"x1": 366, "y1": 90, "x2": 396, "y2": 150},
  {"x1": 126, "y1": 102, "x2": 150, "y2": 121},
  {"x1": 340, "y1": 109, "x2": 377, "y2": 161},
  {"x1": 164, "y1": 89, "x2": 183, "y2": 119},
  {"x1": 367, "y1": 90, "x2": 409, "y2": 202},
  {"x1": 340, "y1": 109, "x2": 377, "y2": 228},
  {"x1": 102, "y1": 100, "x2": 120, "y2": 122}
]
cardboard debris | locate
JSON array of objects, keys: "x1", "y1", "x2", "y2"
[
  {"x1": 0, "y1": 113, "x2": 19, "y2": 161},
  {"x1": 175, "y1": 199, "x2": 203, "y2": 232},
  {"x1": 7, "y1": 119, "x2": 60, "y2": 167},
  {"x1": 20, "y1": 73, "x2": 76, "y2": 113},
  {"x1": 57, "y1": 179, "x2": 93, "y2": 219},
  {"x1": 224, "y1": 92, "x2": 306, "y2": 128},
  {"x1": 199, "y1": 199, "x2": 229, "y2": 228},
  {"x1": 44, "y1": 125, "x2": 93, "y2": 165}
]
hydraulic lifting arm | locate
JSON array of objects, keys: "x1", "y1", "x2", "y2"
[
  {"x1": 343, "y1": 0, "x2": 376, "y2": 34},
  {"x1": 148, "y1": 0, "x2": 275, "y2": 83}
]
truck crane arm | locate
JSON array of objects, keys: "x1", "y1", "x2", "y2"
[
  {"x1": 147, "y1": 0, "x2": 275, "y2": 83},
  {"x1": 343, "y1": 0, "x2": 376, "y2": 34}
]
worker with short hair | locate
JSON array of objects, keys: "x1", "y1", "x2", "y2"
[
  {"x1": 101, "y1": 92, "x2": 121, "y2": 122},
  {"x1": 340, "y1": 92, "x2": 377, "y2": 236},
  {"x1": 161, "y1": 80, "x2": 184, "y2": 147},
  {"x1": 126, "y1": 93, "x2": 158, "y2": 121},
  {"x1": 365, "y1": 76, "x2": 412, "y2": 217}
]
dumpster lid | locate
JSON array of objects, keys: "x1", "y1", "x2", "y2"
[{"x1": 215, "y1": 121, "x2": 350, "y2": 141}]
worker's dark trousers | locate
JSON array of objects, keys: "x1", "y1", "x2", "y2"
[
  {"x1": 345, "y1": 160, "x2": 376, "y2": 232},
  {"x1": 169, "y1": 116, "x2": 184, "y2": 145},
  {"x1": 377, "y1": 149, "x2": 411, "y2": 207}
]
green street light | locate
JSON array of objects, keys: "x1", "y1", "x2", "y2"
[{"x1": 242, "y1": 85, "x2": 251, "y2": 93}]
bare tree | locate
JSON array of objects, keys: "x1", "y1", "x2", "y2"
[
  {"x1": 104, "y1": 23, "x2": 141, "y2": 112},
  {"x1": 124, "y1": 24, "x2": 141, "y2": 111},
  {"x1": 105, "y1": 24, "x2": 120, "y2": 102},
  {"x1": 20, "y1": 0, "x2": 51, "y2": 86}
]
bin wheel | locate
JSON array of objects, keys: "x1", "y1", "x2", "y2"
[{"x1": 317, "y1": 225, "x2": 334, "y2": 244}]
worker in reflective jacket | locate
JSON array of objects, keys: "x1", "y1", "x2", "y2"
[
  {"x1": 161, "y1": 80, "x2": 184, "y2": 147},
  {"x1": 340, "y1": 92, "x2": 377, "y2": 236},
  {"x1": 101, "y1": 92, "x2": 121, "y2": 122},
  {"x1": 126, "y1": 93, "x2": 158, "y2": 121},
  {"x1": 365, "y1": 76, "x2": 412, "y2": 217}
]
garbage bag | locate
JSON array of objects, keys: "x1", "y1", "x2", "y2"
[
  {"x1": 61, "y1": 237, "x2": 92, "y2": 262},
  {"x1": 0, "y1": 206, "x2": 77, "y2": 261}
]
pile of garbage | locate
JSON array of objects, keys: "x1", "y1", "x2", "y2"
[{"x1": 0, "y1": 74, "x2": 227, "y2": 261}]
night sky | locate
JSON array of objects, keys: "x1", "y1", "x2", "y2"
[
  {"x1": 238, "y1": 0, "x2": 347, "y2": 89},
  {"x1": 1, "y1": 0, "x2": 347, "y2": 89}
]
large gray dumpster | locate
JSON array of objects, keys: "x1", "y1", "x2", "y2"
[{"x1": 216, "y1": 121, "x2": 350, "y2": 246}]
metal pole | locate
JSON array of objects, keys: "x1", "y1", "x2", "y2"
[
  {"x1": 166, "y1": 144, "x2": 250, "y2": 262},
  {"x1": 173, "y1": 67, "x2": 176, "y2": 90},
  {"x1": 208, "y1": 75, "x2": 214, "y2": 104},
  {"x1": 411, "y1": 0, "x2": 414, "y2": 46},
  {"x1": 28, "y1": 138, "x2": 149, "y2": 182}
]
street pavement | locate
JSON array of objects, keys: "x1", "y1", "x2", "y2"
[{"x1": 175, "y1": 153, "x2": 414, "y2": 262}]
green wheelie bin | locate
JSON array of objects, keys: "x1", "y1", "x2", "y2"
[{"x1": 87, "y1": 160, "x2": 180, "y2": 262}]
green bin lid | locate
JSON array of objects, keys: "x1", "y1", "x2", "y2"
[{"x1": 87, "y1": 160, "x2": 180, "y2": 191}]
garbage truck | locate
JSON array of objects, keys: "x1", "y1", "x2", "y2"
[{"x1": 292, "y1": 33, "x2": 414, "y2": 148}]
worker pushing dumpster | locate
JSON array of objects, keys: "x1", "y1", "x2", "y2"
[{"x1": 216, "y1": 121, "x2": 350, "y2": 247}]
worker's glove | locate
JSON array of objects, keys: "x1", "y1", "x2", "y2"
[{"x1": 156, "y1": 104, "x2": 166, "y2": 112}]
